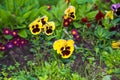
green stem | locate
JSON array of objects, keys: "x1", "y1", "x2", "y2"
[{"x1": 63, "y1": 28, "x2": 72, "y2": 39}]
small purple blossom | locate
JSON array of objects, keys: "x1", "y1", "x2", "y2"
[
  {"x1": 6, "y1": 41, "x2": 14, "y2": 49},
  {"x1": 0, "y1": 43, "x2": 6, "y2": 51},
  {"x1": 3, "y1": 28, "x2": 11, "y2": 35},
  {"x1": 11, "y1": 37, "x2": 28, "y2": 47},
  {"x1": 19, "y1": 39, "x2": 28, "y2": 46},
  {"x1": 111, "y1": 3, "x2": 120, "y2": 11},
  {"x1": 11, "y1": 38, "x2": 20, "y2": 47},
  {"x1": 72, "y1": 29, "x2": 79, "y2": 36},
  {"x1": 73, "y1": 35, "x2": 81, "y2": 41},
  {"x1": 11, "y1": 30, "x2": 18, "y2": 37}
]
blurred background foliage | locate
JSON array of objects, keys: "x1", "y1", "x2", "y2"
[{"x1": 0, "y1": 0, "x2": 120, "y2": 80}]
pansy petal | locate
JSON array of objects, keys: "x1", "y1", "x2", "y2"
[
  {"x1": 44, "y1": 21, "x2": 55, "y2": 35},
  {"x1": 40, "y1": 16, "x2": 48, "y2": 28},
  {"x1": 64, "y1": 6, "x2": 75, "y2": 15},
  {"x1": 53, "y1": 39, "x2": 66, "y2": 51},
  {"x1": 29, "y1": 20, "x2": 42, "y2": 35},
  {"x1": 105, "y1": 10, "x2": 114, "y2": 20},
  {"x1": 112, "y1": 41, "x2": 120, "y2": 49},
  {"x1": 60, "y1": 40, "x2": 74, "y2": 58}
]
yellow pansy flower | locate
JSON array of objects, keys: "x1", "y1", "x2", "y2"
[
  {"x1": 64, "y1": 6, "x2": 75, "y2": 14},
  {"x1": 53, "y1": 39, "x2": 66, "y2": 54},
  {"x1": 64, "y1": 6, "x2": 76, "y2": 20},
  {"x1": 53, "y1": 39, "x2": 74, "y2": 58},
  {"x1": 112, "y1": 41, "x2": 120, "y2": 49},
  {"x1": 105, "y1": 10, "x2": 114, "y2": 20},
  {"x1": 44, "y1": 21, "x2": 55, "y2": 35},
  {"x1": 40, "y1": 16, "x2": 48, "y2": 28},
  {"x1": 29, "y1": 18, "x2": 42, "y2": 35}
]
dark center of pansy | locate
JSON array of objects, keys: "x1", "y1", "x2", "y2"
[
  {"x1": 32, "y1": 24, "x2": 40, "y2": 33},
  {"x1": 41, "y1": 18, "x2": 46, "y2": 26},
  {"x1": 36, "y1": 24, "x2": 39, "y2": 28},
  {"x1": 46, "y1": 26, "x2": 53, "y2": 34},
  {"x1": 32, "y1": 26, "x2": 34, "y2": 28},
  {"x1": 60, "y1": 46, "x2": 70, "y2": 56},
  {"x1": 46, "y1": 29, "x2": 52, "y2": 34},
  {"x1": 69, "y1": 12, "x2": 75, "y2": 19},
  {"x1": 116, "y1": 7, "x2": 120, "y2": 16},
  {"x1": 32, "y1": 28, "x2": 40, "y2": 33}
]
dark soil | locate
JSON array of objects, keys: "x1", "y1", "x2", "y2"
[
  {"x1": 0, "y1": 44, "x2": 34, "y2": 72},
  {"x1": 0, "y1": 39, "x2": 119, "y2": 79}
]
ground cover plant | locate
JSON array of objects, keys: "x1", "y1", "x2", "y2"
[{"x1": 0, "y1": 0, "x2": 120, "y2": 80}]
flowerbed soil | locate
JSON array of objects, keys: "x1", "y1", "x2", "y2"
[
  {"x1": 0, "y1": 44, "x2": 34, "y2": 72},
  {"x1": 0, "y1": 40, "x2": 119, "y2": 79}
]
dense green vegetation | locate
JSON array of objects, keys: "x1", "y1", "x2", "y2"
[{"x1": 0, "y1": 0, "x2": 120, "y2": 80}]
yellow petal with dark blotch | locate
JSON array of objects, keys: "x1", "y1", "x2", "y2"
[
  {"x1": 29, "y1": 20, "x2": 42, "y2": 35},
  {"x1": 44, "y1": 21, "x2": 55, "y2": 35},
  {"x1": 64, "y1": 6, "x2": 75, "y2": 15},
  {"x1": 53, "y1": 39, "x2": 66, "y2": 54},
  {"x1": 40, "y1": 16, "x2": 48, "y2": 28}
]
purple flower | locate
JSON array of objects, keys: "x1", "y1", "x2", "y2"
[
  {"x1": 19, "y1": 39, "x2": 28, "y2": 46},
  {"x1": 111, "y1": 3, "x2": 120, "y2": 16},
  {"x1": 0, "y1": 43, "x2": 6, "y2": 51},
  {"x1": 6, "y1": 41, "x2": 14, "y2": 49},
  {"x1": 11, "y1": 38, "x2": 20, "y2": 47},
  {"x1": 3, "y1": 28, "x2": 11, "y2": 35},
  {"x1": 73, "y1": 35, "x2": 81, "y2": 41},
  {"x1": 111, "y1": 3, "x2": 120, "y2": 11},
  {"x1": 72, "y1": 29, "x2": 79, "y2": 36},
  {"x1": 11, "y1": 30, "x2": 18, "y2": 37}
]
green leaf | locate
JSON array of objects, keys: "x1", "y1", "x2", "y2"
[
  {"x1": 29, "y1": 9, "x2": 40, "y2": 21},
  {"x1": 112, "y1": 18, "x2": 120, "y2": 26},
  {"x1": 76, "y1": 0, "x2": 86, "y2": 4},
  {"x1": 23, "y1": 11, "x2": 32, "y2": 19},
  {"x1": 3, "y1": 35, "x2": 13, "y2": 40},
  {"x1": 18, "y1": 29, "x2": 27, "y2": 38},
  {"x1": 86, "y1": 10, "x2": 98, "y2": 20},
  {"x1": 38, "y1": 75, "x2": 48, "y2": 80},
  {"x1": 76, "y1": 0, "x2": 93, "y2": 4},
  {"x1": 73, "y1": 22, "x2": 82, "y2": 28},
  {"x1": 5, "y1": 0, "x2": 14, "y2": 12},
  {"x1": 16, "y1": 17, "x2": 25, "y2": 24},
  {"x1": 102, "y1": 18, "x2": 111, "y2": 29},
  {"x1": 86, "y1": 0, "x2": 93, "y2": 3},
  {"x1": 111, "y1": 0, "x2": 116, "y2": 3},
  {"x1": 15, "y1": 25, "x2": 26, "y2": 29},
  {"x1": 0, "y1": 9, "x2": 10, "y2": 23},
  {"x1": 102, "y1": 75, "x2": 111, "y2": 80}
]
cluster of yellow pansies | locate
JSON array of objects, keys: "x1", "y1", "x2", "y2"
[
  {"x1": 29, "y1": 16, "x2": 55, "y2": 35},
  {"x1": 29, "y1": 14, "x2": 75, "y2": 58},
  {"x1": 53, "y1": 39, "x2": 74, "y2": 58}
]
